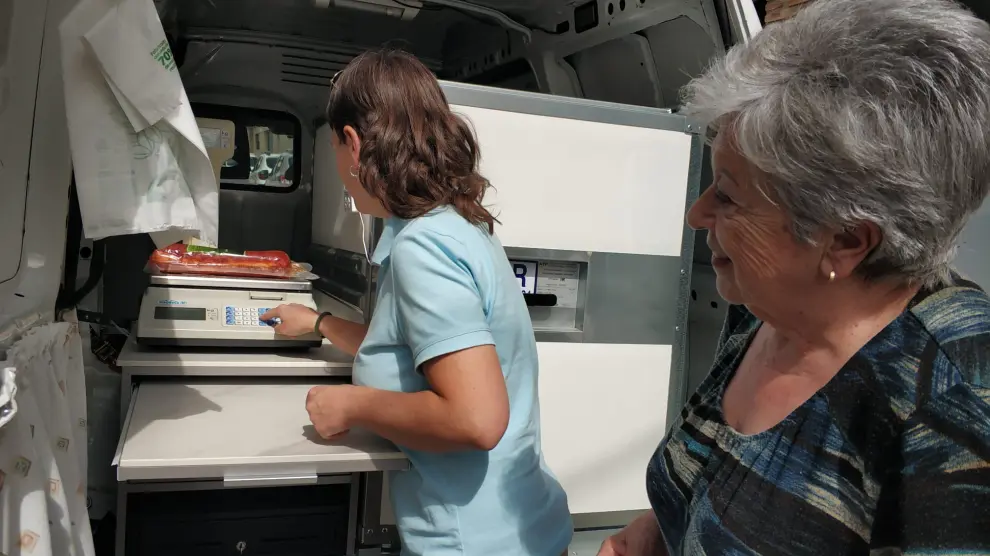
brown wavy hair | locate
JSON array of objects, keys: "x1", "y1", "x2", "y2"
[{"x1": 326, "y1": 48, "x2": 498, "y2": 233}]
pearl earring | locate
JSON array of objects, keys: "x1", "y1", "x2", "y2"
[{"x1": 828, "y1": 270, "x2": 836, "y2": 282}]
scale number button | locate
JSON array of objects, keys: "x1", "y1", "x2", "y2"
[
  {"x1": 258, "y1": 308, "x2": 274, "y2": 326},
  {"x1": 222, "y1": 306, "x2": 275, "y2": 326}
]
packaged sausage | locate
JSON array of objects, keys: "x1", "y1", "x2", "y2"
[{"x1": 148, "y1": 243, "x2": 314, "y2": 280}]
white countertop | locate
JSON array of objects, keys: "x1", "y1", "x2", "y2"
[
  {"x1": 117, "y1": 337, "x2": 354, "y2": 376},
  {"x1": 116, "y1": 382, "x2": 409, "y2": 482}
]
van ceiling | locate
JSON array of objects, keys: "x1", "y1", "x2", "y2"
[
  {"x1": 161, "y1": 0, "x2": 457, "y2": 55},
  {"x1": 157, "y1": 0, "x2": 549, "y2": 61}
]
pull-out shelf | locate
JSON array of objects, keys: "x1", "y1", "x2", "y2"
[
  {"x1": 112, "y1": 381, "x2": 409, "y2": 555},
  {"x1": 114, "y1": 381, "x2": 409, "y2": 483}
]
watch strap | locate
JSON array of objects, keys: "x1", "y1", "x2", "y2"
[{"x1": 314, "y1": 311, "x2": 332, "y2": 337}]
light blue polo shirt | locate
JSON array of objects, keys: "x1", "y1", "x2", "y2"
[{"x1": 352, "y1": 206, "x2": 573, "y2": 556}]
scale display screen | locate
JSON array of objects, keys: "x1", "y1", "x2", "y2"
[{"x1": 154, "y1": 306, "x2": 207, "y2": 321}]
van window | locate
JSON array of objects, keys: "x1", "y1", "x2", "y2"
[{"x1": 191, "y1": 103, "x2": 301, "y2": 192}]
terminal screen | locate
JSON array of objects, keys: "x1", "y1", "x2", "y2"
[{"x1": 154, "y1": 306, "x2": 207, "y2": 321}]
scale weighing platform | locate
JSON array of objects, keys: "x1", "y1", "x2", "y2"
[{"x1": 136, "y1": 273, "x2": 323, "y2": 348}]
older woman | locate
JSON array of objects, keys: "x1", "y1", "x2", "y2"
[{"x1": 599, "y1": 0, "x2": 990, "y2": 555}]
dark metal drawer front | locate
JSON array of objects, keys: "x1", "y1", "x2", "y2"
[{"x1": 125, "y1": 483, "x2": 350, "y2": 556}]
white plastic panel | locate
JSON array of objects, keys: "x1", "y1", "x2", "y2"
[
  {"x1": 537, "y1": 342, "x2": 671, "y2": 514},
  {"x1": 312, "y1": 124, "x2": 373, "y2": 254},
  {"x1": 114, "y1": 382, "x2": 409, "y2": 482},
  {"x1": 0, "y1": 0, "x2": 46, "y2": 285},
  {"x1": 453, "y1": 104, "x2": 692, "y2": 257}
]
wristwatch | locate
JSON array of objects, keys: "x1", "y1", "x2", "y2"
[{"x1": 313, "y1": 311, "x2": 332, "y2": 337}]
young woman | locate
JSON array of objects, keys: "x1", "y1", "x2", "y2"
[{"x1": 261, "y1": 49, "x2": 573, "y2": 555}]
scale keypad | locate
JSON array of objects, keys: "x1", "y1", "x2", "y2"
[{"x1": 224, "y1": 306, "x2": 273, "y2": 327}]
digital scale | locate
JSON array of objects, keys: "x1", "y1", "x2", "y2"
[{"x1": 136, "y1": 273, "x2": 323, "y2": 348}]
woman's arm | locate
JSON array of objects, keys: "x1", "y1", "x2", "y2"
[
  {"x1": 342, "y1": 344, "x2": 509, "y2": 451},
  {"x1": 260, "y1": 304, "x2": 368, "y2": 356},
  {"x1": 317, "y1": 315, "x2": 368, "y2": 357},
  {"x1": 598, "y1": 512, "x2": 667, "y2": 556}
]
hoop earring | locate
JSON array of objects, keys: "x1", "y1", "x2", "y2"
[
  {"x1": 348, "y1": 165, "x2": 358, "y2": 178},
  {"x1": 828, "y1": 270, "x2": 836, "y2": 282}
]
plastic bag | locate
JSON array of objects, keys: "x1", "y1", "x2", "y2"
[
  {"x1": 147, "y1": 243, "x2": 316, "y2": 280},
  {"x1": 59, "y1": 0, "x2": 219, "y2": 246}
]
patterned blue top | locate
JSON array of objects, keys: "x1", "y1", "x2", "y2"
[{"x1": 647, "y1": 275, "x2": 990, "y2": 555}]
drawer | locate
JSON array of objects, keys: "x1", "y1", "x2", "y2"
[
  {"x1": 125, "y1": 483, "x2": 350, "y2": 556},
  {"x1": 113, "y1": 381, "x2": 409, "y2": 482}
]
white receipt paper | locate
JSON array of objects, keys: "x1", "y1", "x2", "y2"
[{"x1": 536, "y1": 261, "x2": 581, "y2": 309}]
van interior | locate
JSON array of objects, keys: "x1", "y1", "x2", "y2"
[{"x1": 3, "y1": 0, "x2": 989, "y2": 554}]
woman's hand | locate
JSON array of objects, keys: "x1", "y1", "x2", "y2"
[
  {"x1": 306, "y1": 385, "x2": 356, "y2": 439},
  {"x1": 597, "y1": 512, "x2": 665, "y2": 556},
  {"x1": 261, "y1": 303, "x2": 318, "y2": 337}
]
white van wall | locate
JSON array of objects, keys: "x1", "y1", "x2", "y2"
[
  {"x1": 0, "y1": 0, "x2": 44, "y2": 290},
  {"x1": 0, "y1": 0, "x2": 76, "y2": 330}
]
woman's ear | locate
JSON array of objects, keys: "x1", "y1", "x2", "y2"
[
  {"x1": 342, "y1": 125, "x2": 361, "y2": 167},
  {"x1": 823, "y1": 222, "x2": 882, "y2": 279}
]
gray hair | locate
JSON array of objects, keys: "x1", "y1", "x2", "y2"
[{"x1": 682, "y1": 0, "x2": 990, "y2": 288}]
